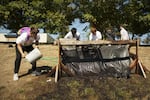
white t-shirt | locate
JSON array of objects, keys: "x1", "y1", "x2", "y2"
[
  {"x1": 64, "y1": 31, "x2": 80, "y2": 40},
  {"x1": 120, "y1": 28, "x2": 129, "y2": 40},
  {"x1": 16, "y1": 32, "x2": 40, "y2": 46},
  {"x1": 89, "y1": 31, "x2": 102, "y2": 40}
]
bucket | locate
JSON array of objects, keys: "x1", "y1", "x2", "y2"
[{"x1": 25, "y1": 48, "x2": 43, "y2": 63}]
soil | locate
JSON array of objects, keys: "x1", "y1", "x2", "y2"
[{"x1": 0, "y1": 43, "x2": 150, "y2": 100}]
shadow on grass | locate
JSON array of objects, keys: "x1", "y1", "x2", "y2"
[{"x1": 19, "y1": 66, "x2": 52, "y2": 78}]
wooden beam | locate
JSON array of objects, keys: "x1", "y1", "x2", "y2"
[
  {"x1": 59, "y1": 39, "x2": 137, "y2": 46},
  {"x1": 54, "y1": 41, "x2": 61, "y2": 83}
]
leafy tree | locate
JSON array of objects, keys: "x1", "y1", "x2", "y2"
[
  {"x1": 119, "y1": 0, "x2": 150, "y2": 38},
  {"x1": 0, "y1": 0, "x2": 150, "y2": 40},
  {"x1": 0, "y1": 0, "x2": 68, "y2": 34},
  {"x1": 79, "y1": 0, "x2": 150, "y2": 36}
]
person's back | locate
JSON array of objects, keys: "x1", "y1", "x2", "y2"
[
  {"x1": 17, "y1": 27, "x2": 30, "y2": 36},
  {"x1": 120, "y1": 26, "x2": 129, "y2": 40},
  {"x1": 16, "y1": 27, "x2": 40, "y2": 46}
]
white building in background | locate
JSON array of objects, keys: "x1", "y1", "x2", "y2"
[
  {"x1": 0, "y1": 33, "x2": 55, "y2": 44},
  {"x1": 0, "y1": 34, "x2": 7, "y2": 42},
  {"x1": 38, "y1": 33, "x2": 55, "y2": 43}
]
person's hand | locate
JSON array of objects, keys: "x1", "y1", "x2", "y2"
[
  {"x1": 35, "y1": 45, "x2": 39, "y2": 49},
  {"x1": 21, "y1": 53, "x2": 25, "y2": 58}
]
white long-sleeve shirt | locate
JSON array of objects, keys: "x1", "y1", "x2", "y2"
[
  {"x1": 16, "y1": 32, "x2": 40, "y2": 46},
  {"x1": 64, "y1": 31, "x2": 80, "y2": 40},
  {"x1": 120, "y1": 28, "x2": 129, "y2": 40},
  {"x1": 89, "y1": 31, "x2": 102, "y2": 40}
]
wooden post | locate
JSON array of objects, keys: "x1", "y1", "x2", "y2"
[
  {"x1": 135, "y1": 39, "x2": 139, "y2": 73},
  {"x1": 134, "y1": 39, "x2": 147, "y2": 78},
  {"x1": 55, "y1": 40, "x2": 61, "y2": 83},
  {"x1": 55, "y1": 65, "x2": 59, "y2": 82}
]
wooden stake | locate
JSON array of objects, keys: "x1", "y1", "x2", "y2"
[
  {"x1": 55, "y1": 65, "x2": 59, "y2": 83},
  {"x1": 138, "y1": 60, "x2": 146, "y2": 78},
  {"x1": 55, "y1": 40, "x2": 61, "y2": 83}
]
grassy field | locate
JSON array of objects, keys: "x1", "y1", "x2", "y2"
[{"x1": 0, "y1": 43, "x2": 150, "y2": 100}]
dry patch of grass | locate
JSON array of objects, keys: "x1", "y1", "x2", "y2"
[{"x1": 0, "y1": 44, "x2": 150, "y2": 100}]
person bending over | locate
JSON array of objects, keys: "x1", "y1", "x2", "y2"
[{"x1": 13, "y1": 27, "x2": 41, "y2": 81}]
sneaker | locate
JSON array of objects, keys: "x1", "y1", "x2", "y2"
[
  {"x1": 31, "y1": 71, "x2": 41, "y2": 76},
  {"x1": 13, "y1": 73, "x2": 19, "y2": 81}
]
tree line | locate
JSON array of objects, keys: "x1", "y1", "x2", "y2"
[{"x1": 0, "y1": 0, "x2": 150, "y2": 39}]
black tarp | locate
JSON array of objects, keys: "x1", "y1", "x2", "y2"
[{"x1": 61, "y1": 45, "x2": 130, "y2": 78}]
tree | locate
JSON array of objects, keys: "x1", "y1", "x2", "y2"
[
  {"x1": 0, "y1": 0, "x2": 150, "y2": 39},
  {"x1": 0, "y1": 0, "x2": 68, "y2": 34},
  {"x1": 79, "y1": 0, "x2": 150, "y2": 36},
  {"x1": 119, "y1": 0, "x2": 150, "y2": 37}
]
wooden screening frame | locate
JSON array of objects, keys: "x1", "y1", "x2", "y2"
[{"x1": 49, "y1": 39, "x2": 147, "y2": 82}]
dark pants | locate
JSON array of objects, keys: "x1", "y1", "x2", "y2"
[{"x1": 14, "y1": 44, "x2": 36, "y2": 73}]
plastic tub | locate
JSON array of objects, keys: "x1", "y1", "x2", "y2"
[{"x1": 25, "y1": 48, "x2": 43, "y2": 63}]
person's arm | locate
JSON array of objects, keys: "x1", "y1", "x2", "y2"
[
  {"x1": 35, "y1": 40, "x2": 39, "y2": 45},
  {"x1": 76, "y1": 32, "x2": 80, "y2": 40},
  {"x1": 77, "y1": 35, "x2": 80, "y2": 40},
  {"x1": 17, "y1": 44, "x2": 25, "y2": 58},
  {"x1": 89, "y1": 33, "x2": 92, "y2": 40},
  {"x1": 96, "y1": 31, "x2": 102, "y2": 40},
  {"x1": 35, "y1": 34, "x2": 40, "y2": 48},
  {"x1": 120, "y1": 30, "x2": 124, "y2": 40},
  {"x1": 64, "y1": 32, "x2": 71, "y2": 39}
]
